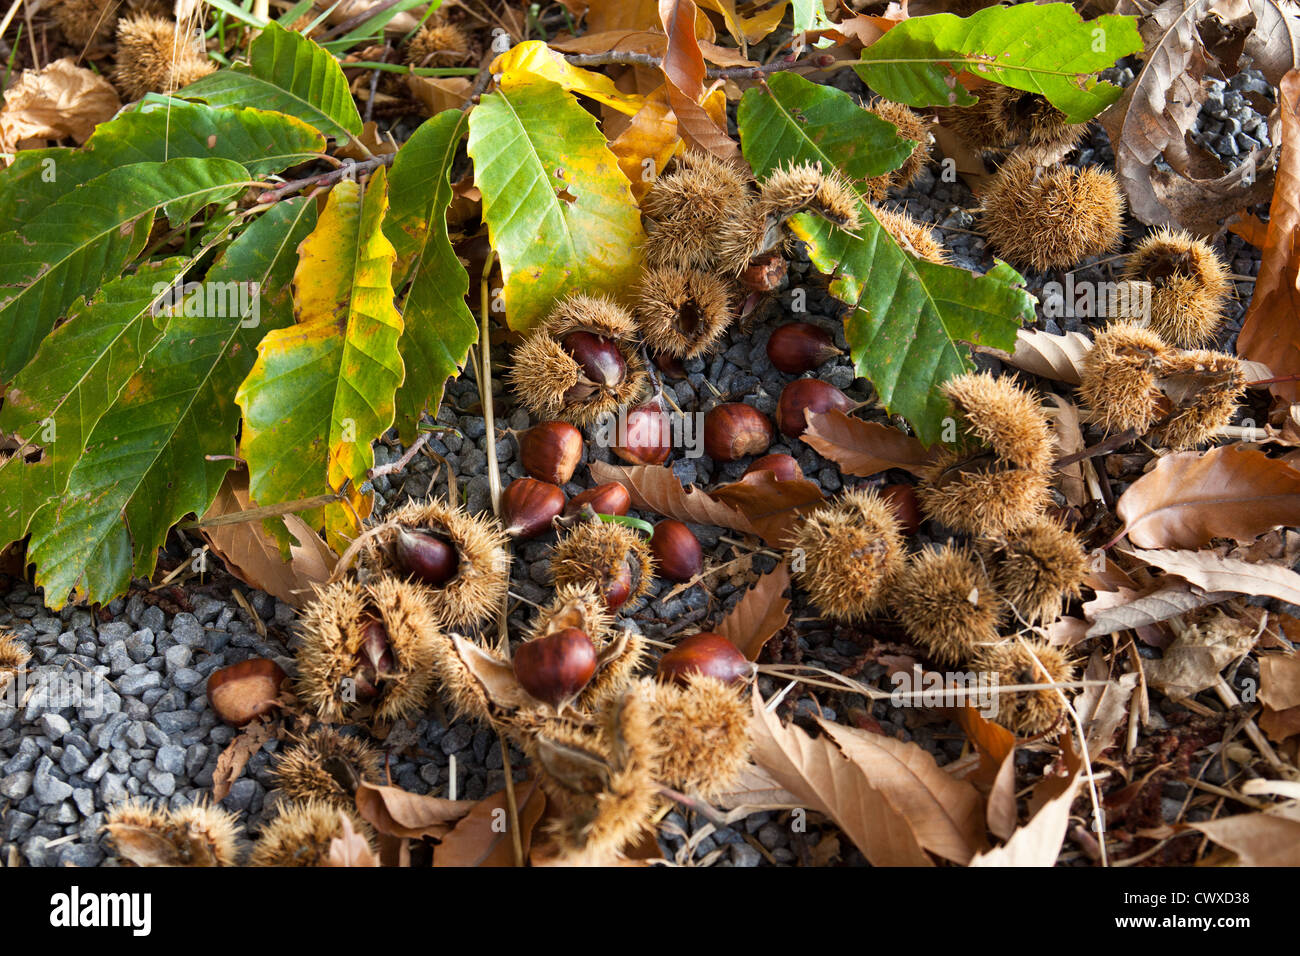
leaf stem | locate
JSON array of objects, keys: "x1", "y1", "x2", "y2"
[{"x1": 254, "y1": 155, "x2": 395, "y2": 204}]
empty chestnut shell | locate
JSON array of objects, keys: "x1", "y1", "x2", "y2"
[{"x1": 207, "y1": 658, "x2": 287, "y2": 726}]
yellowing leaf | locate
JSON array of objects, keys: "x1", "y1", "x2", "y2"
[
  {"x1": 236, "y1": 170, "x2": 405, "y2": 552},
  {"x1": 493, "y1": 40, "x2": 647, "y2": 116}
]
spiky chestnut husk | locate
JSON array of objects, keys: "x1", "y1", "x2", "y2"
[
  {"x1": 104, "y1": 800, "x2": 242, "y2": 867},
  {"x1": 642, "y1": 674, "x2": 750, "y2": 800},
  {"x1": 974, "y1": 639, "x2": 1075, "y2": 737},
  {"x1": 249, "y1": 799, "x2": 374, "y2": 867},
  {"x1": 1152, "y1": 349, "x2": 1246, "y2": 450},
  {"x1": 866, "y1": 100, "x2": 933, "y2": 190},
  {"x1": 296, "y1": 577, "x2": 440, "y2": 724},
  {"x1": 712, "y1": 205, "x2": 781, "y2": 277},
  {"x1": 1078, "y1": 322, "x2": 1171, "y2": 436},
  {"x1": 893, "y1": 545, "x2": 1003, "y2": 666},
  {"x1": 508, "y1": 294, "x2": 648, "y2": 425},
  {"x1": 361, "y1": 497, "x2": 509, "y2": 630},
  {"x1": 528, "y1": 688, "x2": 660, "y2": 862},
  {"x1": 1123, "y1": 227, "x2": 1231, "y2": 346},
  {"x1": 757, "y1": 160, "x2": 863, "y2": 232},
  {"x1": 788, "y1": 488, "x2": 905, "y2": 621},
  {"x1": 981, "y1": 518, "x2": 1088, "y2": 625},
  {"x1": 641, "y1": 149, "x2": 753, "y2": 271},
  {"x1": 870, "y1": 204, "x2": 948, "y2": 264},
  {"x1": 944, "y1": 371, "x2": 1054, "y2": 471},
  {"x1": 980, "y1": 153, "x2": 1124, "y2": 271},
  {"x1": 0, "y1": 631, "x2": 29, "y2": 693},
  {"x1": 550, "y1": 519, "x2": 655, "y2": 612},
  {"x1": 939, "y1": 86, "x2": 1084, "y2": 155},
  {"x1": 917, "y1": 451, "x2": 1052, "y2": 536},
  {"x1": 523, "y1": 582, "x2": 647, "y2": 707},
  {"x1": 632, "y1": 266, "x2": 734, "y2": 359},
  {"x1": 272, "y1": 728, "x2": 385, "y2": 808},
  {"x1": 406, "y1": 23, "x2": 470, "y2": 66},
  {"x1": 52, "y1": 0, "x2": 123, "y2": 45},
  {"x1": 114, "y1": 15, "x2": 216, "y2": 100}
]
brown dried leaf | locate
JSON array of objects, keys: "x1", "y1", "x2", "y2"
[
  {"x1": 714, "y1": 557, "x2": 790, "y2": 661},
  {"x1": 817, "y1": 718, "x2": 987, "y2": 864},
  {"x1": 1190, "y1": 812, "x2": 1300, "y2": 865},
  {"x1": 587, "y1": 460, "x2": 760, "y2": 536},
  {"x1": 433, "y1": 777, "x2": 546, "y2": 866},
  {"x1": 449, "y1": 634, "x2": 540, "y2": 711},
  {"x1": 801, "y1": 409, "x2": 935, "y2": 477},
  {"x1": 211, "y1": 719, "x2": 273, "y2": 802},
  {"x1": 986, "y1": 748, "x2": 1019, "y2": 843},
  {"x1": 1047, "y1": 394, "x2": 1087, "y2": 507},
  {"x1": 610, "y1": 85, "x2": 679, "y2": 201},
  {"x1": 955, "y1": 705, "x2": 1015, "y2": 766},
  {"x1": 406, "y1": 74, "x2": 471, "y2": 116},
  {"x1": 325, "y1": 813, "x2": 380, "y2": 867},
  {"x1": 354, "y1": 780, "x2": 477, "y2": 840},
  {"x1": 970, "y1": 738, "x2": 1084, "y2": 866},
  {"x1": 748, "y1": 694, "x2": 933, "y2": 865},
  {"x1": 1237, "y1": 72, "x2": 1300, "y2": 404},
  {"x1": 709, "y1": 470, "x2": 824, "y2": 546},
  {"x1": 1259, "y1": 652, "x2": 1300, "y2": 710},
  {"x1": 0, "y1": 59, "x2": 120, "y2": 151},
  {"x1": 980, "y1": 328, "x2": 1094, "y2": 385},
  {"x1": 660, "y1": 0, "x2": 738, "y2": 161},
  {"x1": 1076, "y1": 649, "x2": 1138, "y2": 756},
  {"x1": 1083, "y1": 582, "x2": 1233, "y2": 637},
  {"x1": 713, "y1": 763, "x2": 802, "y2": 815},
  {"x1": 1129, "y1": 547, "x2": 1300, "y2": 605},
  {"x1": 200, "y1": 467, "x2": 335, "y2": 609},
  {"x1": 1116, "y1": 445, "x2": 1300, "y2": 549}
]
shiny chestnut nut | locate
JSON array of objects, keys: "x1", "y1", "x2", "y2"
[
  {"x1": 704, "y1": 403, "x2": 773, "y2": 462},
  {"x1": 207, "y1": 658, "x2": 287, "y2": 726},
  {"x1": 561, "y1": 331, "x2": 626, "y2": 388},
  {"x1": 354, "y1": 615, "x2": 396, "y2": 700},
  {"x1": 881, "y1": 483, "x2": 922, "y2": 536},
  {"x1": 766, "y1": 322, "x2": 840, "y2": 374},
  {"x1": 518, "y1": 421, "x2": 583, "y2": 485},
  {"x1": 656, "y1": 633, "x2": 752, "y2": 686},
  {"x1": 776, "y1": 379, "x2": 854, "y2": 438},
  {"x1": 743, "y1": 453, "x2": 804, "y2": 483},
  {"x1": 513, "y1": 627, "x2": 598, "y2": 708},
  {"x1": 651, "y1": 519, "x2": 702, "y2": 582},
  {"x1": 654, "y1": 351, "x2": 686, "y2": 379},
  {"x1": 564, "y1": 482, "x2": 631, "y2": 518},
  {"x1": 392, "y1": 526, "x2": 459, "y2": 587},
  {"x1": 614, "y1": 400, "x2": 672, "y2": 465},
  {"x1": 501, "y1": 478, "x2": 565, "y2": 539}
]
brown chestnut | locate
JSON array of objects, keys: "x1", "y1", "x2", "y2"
[
  {"x1": 656, "y1": 633, "x2": 752, "y2": 686},
  {"x1": 392, "y1": 526, "x2": 459, "y2": 587},
  {"x1": 881, "y1": 483, "x2": 922, "y2": 536},
  {"x1": 564, "y1": 482, "x2": 631, "y2": 518},
  {"x1": 654, "y1": 351, "x2": 686, "y2": 379},
  {"x1": 513, "y1": 627, "x2": 597, "y2": 707},
  {"x1": 207, "y1": 658, "x2": 287, "y2": 726},
  {"x1": 743, "y1": 453, "x2": 804, "y2": 483},
  {"x1": 766, "y1": 322, "x2": 840, "y2": 374},
  {"x1": 704, "y1": 402, "x2": 773, "y2": 462},
  {"x1": 561, "y1": 331, "x2": 626, "y2": 387},
  {"x1": 650, "y1": 519, "x2": 702, "y2": 582},
  {"x1": 603, "y1": 559, "x2": 635, "y2": 610},
  {"x1": 518, "y1": 421, "x2": 583, "y2": 485},
  {"x1": 501, "y1": 478, "x2": 565, "y2": 539},
  {"x1": 776, "y1": 379, "x2": 854, "y2": 438},
  {"x1": 614, "y1": 400, "x2": 672, "y2": 466}
]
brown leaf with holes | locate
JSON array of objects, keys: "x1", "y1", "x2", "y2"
[
  {"x1": 709, "y1": 470, "x2": 824, "y2": 546},
  {"x1": 1238, "y1": 71, "x2": 1300, "y2": 403},
  {"x1": 325, "y1": 813, "x2": 380, "y2": 867},
  {"x1": 200, "y1": 467, "x2": 336, "y2": 609},
  {"x1": 801, "y1": 409, "x2": 936, "y2": 477},
  {"x1": 1116, "y1": 445, "x2": 1300, "y2": 549},
  {"x1": 211, "y1": 719, "x2": 274, "y2": 802},
  {"x1": 433, "y1": 777, "x2": 546, "y2": 866},
  {"x1": 714, "y1": 557, "x2": 790, "y2": 660},
  {"x1": 354, "y1": 781, "x2": 477, "y2": 840},
  {"x1": 749, "y1": 692, "x2": 933, "y2": 865}
]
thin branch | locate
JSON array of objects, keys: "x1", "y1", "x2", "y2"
[
  {"x1": 368, "y1": 432, "x2": 430, "y2": 481},
  {"x1": 561, "y1": 50, "x2": 824, "y2": 80},
  {"x1": 254, "y1": 155, "x2": 395, "y2": 204}
]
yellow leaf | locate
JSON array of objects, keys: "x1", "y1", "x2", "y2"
[{"x1": 492, "y1": 40, "x2": 646, "y2": 117}]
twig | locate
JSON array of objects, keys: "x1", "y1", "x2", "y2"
[
  {"x1": 178, "y1": 489, "x2": 346, "y2": 530},
  {"x1": 656, "y1": 785, "x2": 731, "y2": 829},
  {"x1": 1053, "y1": 428, "x2": 1139, "y2": 469},
  {"x1": 561, "y1": 50, "x2": 823, "y2": 80},
  {"x1": 368, "y1": 432, "x2": 430, "y2": 481},
  {"x1": 321, "y1": 0, "x2": 405, "y2": 40},
  {"x1": 254, "y1": 155, "x2": 395, "y2": 204},
  {"x1": 1213, "y1": 675, "x2": 1287, "y2": 775},
  {"x1": 499, "y1": 737, "x2": 525, "y2": 867}
]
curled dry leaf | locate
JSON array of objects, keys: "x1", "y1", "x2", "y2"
[
  {"x1": 986, "y1": 749, "x2": 1019, "y2": 843},
  {"x1": 1084, "y1": 581, "x2": 1233, "y2": 638},
  {"x1": 1116, "y1": 445, "x2": 1300, "y2": 549},
  {"x1": 979, "y1": 328, "x2": 1094, "y2": 386},
  {"x1": 354, "y1": 780, "x2": 477, "y2": 840},
  {"x1": 748, "y1": 692, "x2": 933, "y2": 865},
  {"x1": 709, "y1": 470, "x2": 824, "y2": 546},
  {"x1": 433, "y1": 777, "x2": 546, "y2": 867},
  {"x1": 1046, "y1": 394, "x2": 1087, "y2": 507},
  {"x1": 211, "y1": 719, "x2": 274, "y2": 802},
  {"x1": 816, "y1": 717, "x2": 986, "y2": 865},
  {"x1": 659, "y1": 0, "x2": 739, "y2": 160},
  {"x1": 1237, "y1": 72, "x2": 1300, "y2": 404},
  {"x1": 0, "y1": 58, "x2": 121, "y2": 152},
  {"x1": 1259, "y1": 653, "x2": 1300, "y2": 711},
  {"x1": 1129, "y1": 547, "x2": 1300, "y2": 605},
  {"x1": 970, "y1": 739, "x2": 1084, "y2": 867},
  {"x1": 1189, "y1": 812, "x2": 1300, "y2": 865},
  {"x1": 714, "y1": 557, "x2": 790, "y2": 660},
  {"x1": 1138, "y1": 607, "x2": 1258, "y2": 699},
  {"x1": 200, "y1": 467, "x2": 335, "y2": 609},
  {"x1": 801, "y1": 409, "x2": 935, "y2": 477},
  {"x1": 325, "y1": 813, "x2": 380, "y2": 867},
  {"x1": 587, "y1": 460, "x2": 763, "y2": 539}
]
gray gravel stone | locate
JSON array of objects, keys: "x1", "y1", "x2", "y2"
[
  {"x1": 156, "y1": 744, "x2": 185, "y2": 776},
  {"x1": 33, "y1": 756, "x2": 73, "y2": 805}
]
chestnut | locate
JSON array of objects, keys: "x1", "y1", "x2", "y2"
[
  {"x1": 881, "y1": 483, "x2": 922, "y2": 536},
  {"x1": 704, "y1": 402, "x2": 773, "y2": 462},
  {"x1": 513, "y1": 627, "x2": 597, "y2": 707},
  {"x1": 650, "y1": 519, "x2": 703, "y2": 582},
  {"x1": 743, "y1": 453, "x2": 804, "y2": 483},
  {"x1": 766, "y1": 322, "x2": 840, "y2": 374},
  {"x1": 776, "y1": 379, "x2": 854, "y2": 438},
  {"x1": 391, "y1": 526, "x2": 459, "y2": 587},
  {"x1": 561, "y1": 331, "x2": 626, "y2": 387},
  {"x1": 656, "y1": 633, "x2": 752, "y2": 686},
  {"x1": 518, "y1": 421, "x2": 583, "y2": 485},
  {"x1": 614, "y1": 400, "x2": 672, "y2": 466},
  {"x1": 501, "y1": 478, "x2": 565, "y2": 539},
  {"x1": 564, "y1": 482, "x2": 631, "y2": 518},
  {"x1": 603, "y1": 559, "x2": 635, "y2": 610}
]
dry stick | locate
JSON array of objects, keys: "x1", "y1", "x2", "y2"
[
  {"x1": 475, "y1": 253, "x2": 522, "y2": 868},
  {"x1": 321, "y1": 0, "x2": 406, "y2": 40},
  {"x1": 368, "y1": 432, "x2": 430, "y2": 481},
  {"x1": 1213, "y1": 674, "x2": 1288, "y2": 774},
  {"x1": 656, "y1": 785, "x2": 730, "y2": 829},
  {"x1": 255, "y1": 155, "x2": 395, "y2": 204},
  {"x1": 178, "y1": 489, "x2": 346, "y2": 530},
  {"x1": 561, "y1": 50, "x2": 817, "y2": 80}
]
